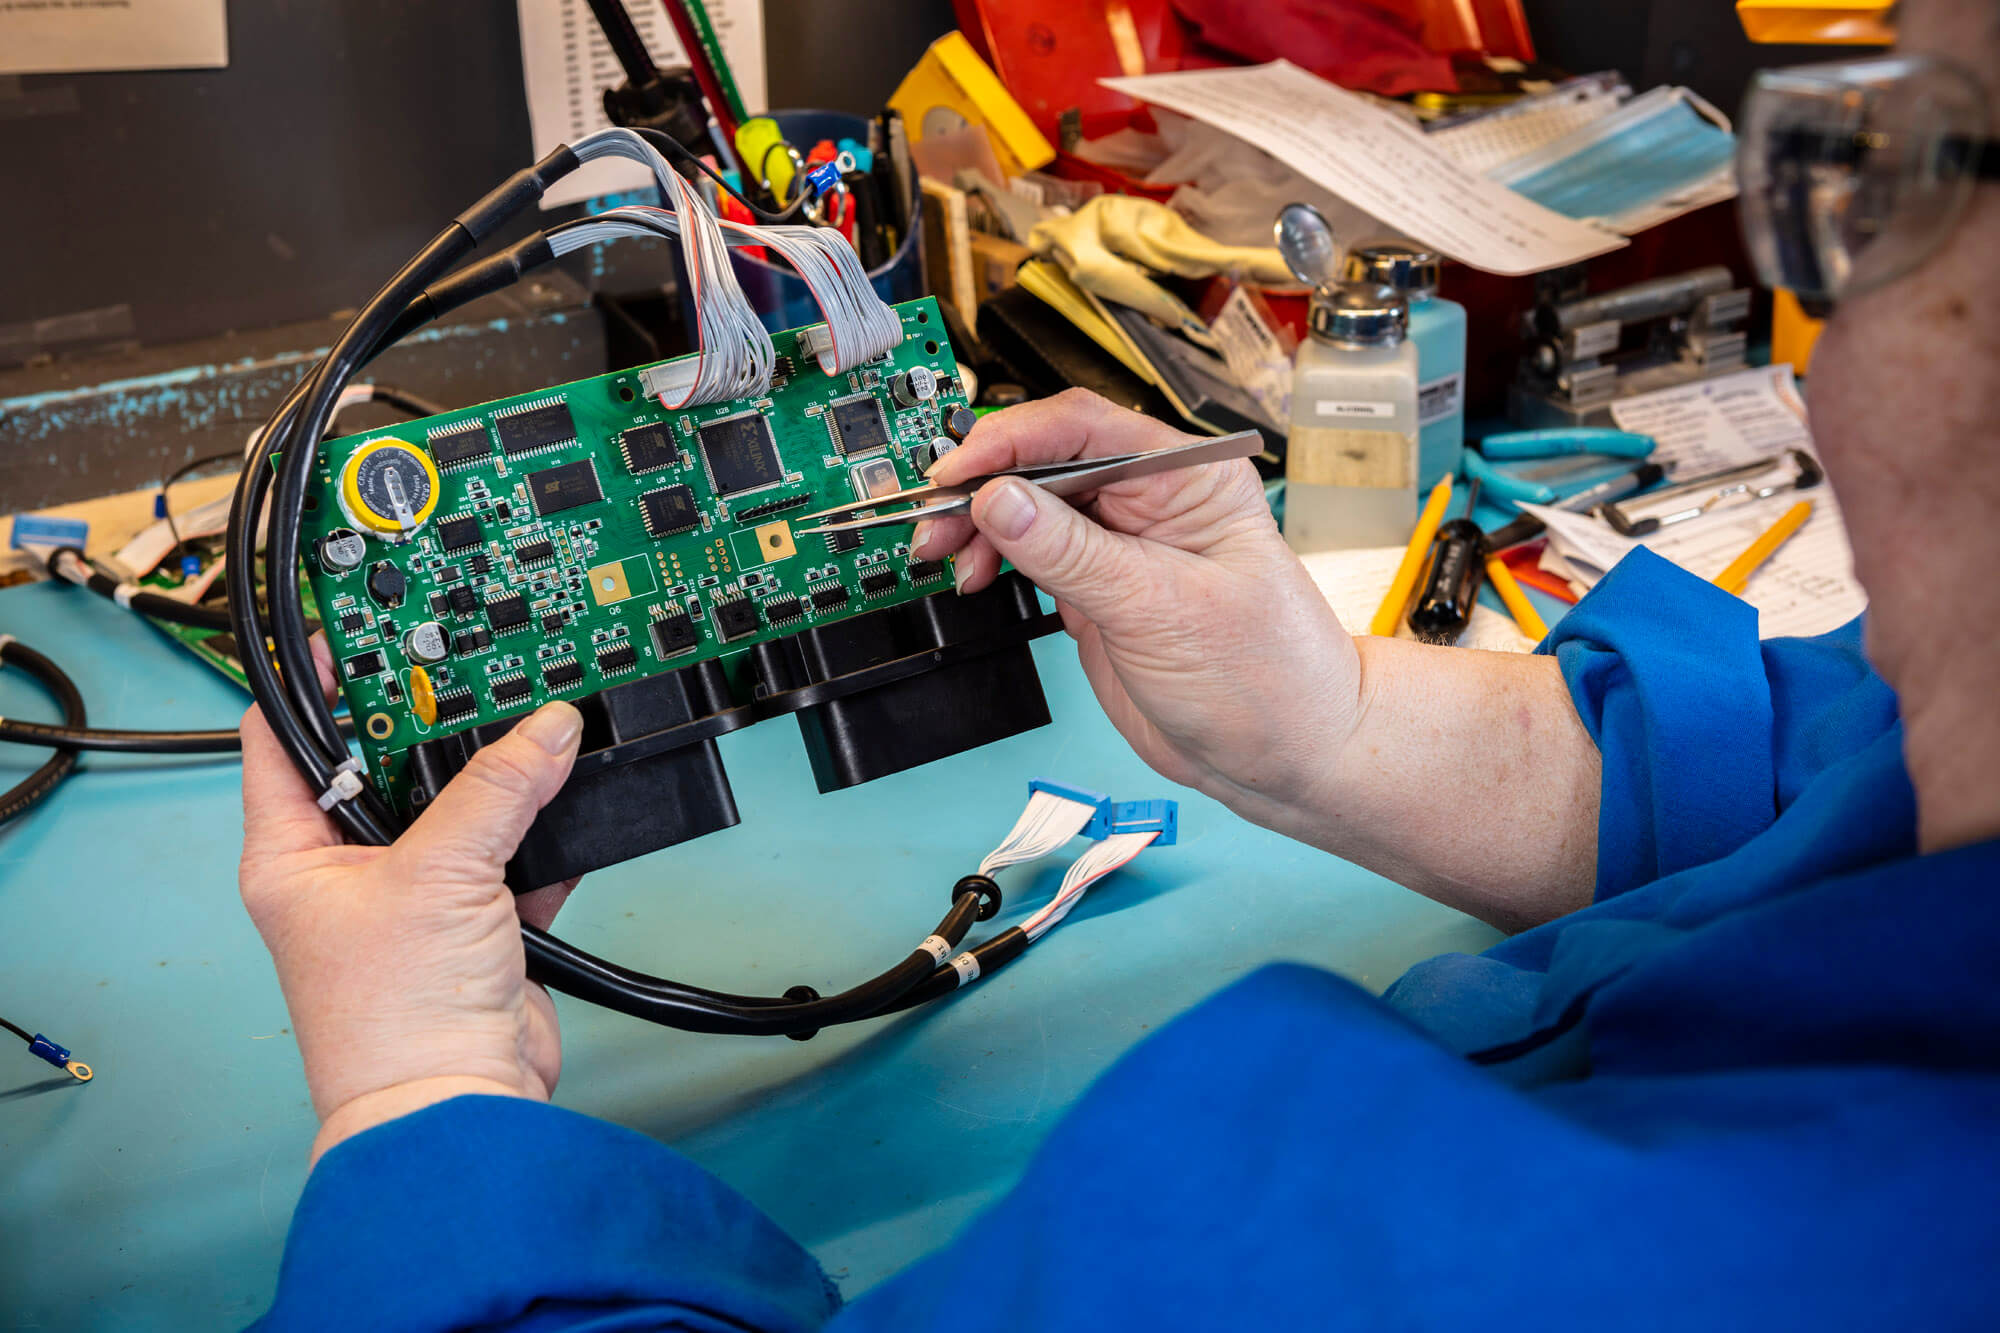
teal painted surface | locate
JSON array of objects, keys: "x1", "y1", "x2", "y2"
[
  {"x1": 1410, "y1": 293, "x2": 1468, "y2": 495},
  {"x1": 0, "y1": 578, "x2": 1499, "y2": 1328}
]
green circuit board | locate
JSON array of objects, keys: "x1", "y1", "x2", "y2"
[{"x1": 304, "y1": 297, "x2": 964, "y2": 813}]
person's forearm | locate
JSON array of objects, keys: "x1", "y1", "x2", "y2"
[{"x1": 1212, "y1": 636, "x2": 1601, "y2": 933}]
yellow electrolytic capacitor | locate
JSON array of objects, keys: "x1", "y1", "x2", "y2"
[
  {"x1": 339, "y1": 438, "x2": 440, "y2": 540},
  {"x1": 408, "y1": 665, "x2": 438, "y2": 727}
]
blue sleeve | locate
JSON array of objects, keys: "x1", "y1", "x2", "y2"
[
  {"x1": 1540, "y1": 547, "x2": 1899, "y2": 900},
  {"x1": 254, "y1": 1095, "x2": 839, "y2": 1333}
]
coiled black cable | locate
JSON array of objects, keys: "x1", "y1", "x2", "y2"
[
  {"x1": 46, "y1": 547, "x2": 233, "y2": 632},
  {"x1": 0, "y1": 640, "x2": 85, "y2": 827}
]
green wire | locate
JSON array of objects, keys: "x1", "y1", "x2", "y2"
[{"x1": 683, "y1": 0, "x2": 748, "y2": 125}]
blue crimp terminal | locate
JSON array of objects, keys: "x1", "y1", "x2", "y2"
[
  {"x1": 179, "y1": 553, "x2": 204, "y2": 581},
  {"x1": 27, "y1": 1034, "x2": 70, "y2": 1069},
  {"x1": 802, "y1": 161, "x2": 843, "y2": 198},
  {"x1": 1109, "y1": 799, "x2": 1178, "y2": 846},
  {"x1": 1029, "y1": 778, "x2": 1113, "y2": 838},
  {"x1": 153, "y1": 493, "x2": 168, "y2": 518}
]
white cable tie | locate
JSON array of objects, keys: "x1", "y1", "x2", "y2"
[
  {"x1": 52, "y1": 549, "x2": 89, "y2": 586},
  {"x1": 949, "y1": 952, "x2": 981, "y2": 986},
  {"x1": 918, "y1": 934, "x2": 951, "y2": 964},
  {"x1": 112, "y1": 581, "x2": 140, "y2": 609},
  {"x1": 315, "y1": 757, "x2": 367, "y2": 811},
  {"x1": 0, "y1": 633, "x2": 16, "y2": 655}
]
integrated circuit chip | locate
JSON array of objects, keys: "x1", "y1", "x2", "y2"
[
  {"x1": 712, "y1": 597, "x2": 759, "y2": 642},
  {"x1": 651, "y1": 611, "x2": 697, "y2": 656},
  {"x1": 448, "y1": 585, "x2": 479, "y2": 615},
  {"x1": 338, "y1": 611, "x2": 366, "y2": 633},
  {"x1": 826, "y1": 528, "x2": 862, "y2": 554},
  {"x1": 906, "y1": 560, "x2": 945, "y2": 584},
  {"x1": 620, "y1": 423, "x2": 680, "y2": 475},
  {"x1": 434, "y1": 690, "x2": 479, "y2": 722},
  {"x1": 491, "y1": 676, "x2": 533, "y2": 707},
  {"x1": 495, "y1": 401, "x2": 575, "y2": 457},
  {"x1": 697, "y1": 413, "x2": 784, "y2": 496},
  {"x1": 860, "y1": 568, "x2": 898, "y2": 597},
  {"x1": 526, "y1": 459, "x2": 603, "y2": 517},
  {"x1": 597, "y1": 643, "x2": 638, "y2": 674},
  {"x1": 486, "y1": 593, "x2": 530, "y2": 632},
  {"x1": 515, "y1": 539, "x2": 556, "y2": 565},
  {"x1": 541, "y1": 612, "x2": 565, "y2": 634},
  {"x1": 640, "y1": 484, "x2": 699, "y2": 538},
  {"x1": 543, "y1": 659, "x2": 584, "y2": 691},
  {"x1": 428, "y1": 426, "x2": 491, "y2": 470},
  {"x1": 828, "y1": 395, "x2": 890, "y2": 456},
  {"x1": 811, "y1": 584, "x2": 850, "y2": 611},
  {"x1": 763, "y1": 595, "x2": 803, "y2": 624},
  {"x1": 437, "y1": 515, "x2": 482, "y2": 551}
]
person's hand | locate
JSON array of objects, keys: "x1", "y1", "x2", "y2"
[
  {"x1": 238, "y1": 638, "x2": 583, "y2": 1164},
  {"x1": 912, "y1": 390, "x2": 1361, "y2": 824}
]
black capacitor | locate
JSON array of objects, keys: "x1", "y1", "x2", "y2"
[
  {"x1": 943, "y1": 406, "x2": 978, "y2": 443},
  {"x1": 1407, "y1": 478, "x2": 1486, "y2": 646}
]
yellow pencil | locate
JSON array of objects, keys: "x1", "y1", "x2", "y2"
[
  {"x1": 1484, "y1": 553, "x2": 1550, "y2": 641},
  {"x1": 1370, "y1": 476, "x2": 1455, "y2": 636},
  {"x1": 1713, "y1": 500, "x2": 1814, "y2": 596}
]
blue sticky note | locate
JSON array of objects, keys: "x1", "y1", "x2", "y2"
[{"x1": 10, "y1": 514, "x2": 89, "y2": 550}]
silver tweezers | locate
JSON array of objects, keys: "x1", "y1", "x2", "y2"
[{"x1": 791, "y1": 429, "x2": 1264, "y2": 534}]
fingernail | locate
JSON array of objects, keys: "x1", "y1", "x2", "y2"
[
  {"x1": 952, "y1": 557, "x2": 971, "y2": 595},
  {"x1": 520, "y1": 701, "x2": 583, "y2": 755},
  {"x1": 912, "y1": 519, "x2": 936, "y2": 557},
  {"x1": 979, "y1": 477, "x2": 1037, "y2": 541}
]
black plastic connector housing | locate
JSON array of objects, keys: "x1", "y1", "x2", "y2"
[
  {"x1": 408, "y1": 659, "x2": 743, "y2": 890},
  {"x1": 748, "y1": 573, "x2": 1053, "y2": 792}
]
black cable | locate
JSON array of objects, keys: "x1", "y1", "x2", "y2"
[
  {"x1": 0, "y1": 1016, "x2": 30, "y2": 1043},
  {"x1": 46, "y1": 548, "x2": 232, "y2": 632},
  {"x1": 0, "y1": 719, "x2": 242, "y2": 754},
  {"x1": 584, "y1": 0, "x2": 660, "y2": 86},
  {"x1": 0, "y1": 639, "x2": 85, "y2": 828}
]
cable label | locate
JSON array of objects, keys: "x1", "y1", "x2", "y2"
[
  {"x1": 950, "y1": 952, "x2": 981, "y2": 985},
  {"x1": 918, "y1": 934, "x2": 951, "y2": 964}
]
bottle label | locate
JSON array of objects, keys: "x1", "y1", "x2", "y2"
[
  {"x1": 1314, "y1": 400, "x2": 1396, "y2": 420},
  {"x1": 1287, "y1": 426, "x2": 1416, "y2": 488},
  {"x1": 1417, "y1": 372, "x2": 1464, "y2": 427}
]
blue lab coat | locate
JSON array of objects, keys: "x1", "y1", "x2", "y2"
[{"x1": 255, "y1": 549, "x2": 2000, "y2": 1330}]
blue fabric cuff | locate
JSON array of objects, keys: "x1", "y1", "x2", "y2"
[
  {"x1": 1541, "y1": 547, "x2": 1775, "y2": 900},
  {"x1": 254, "y1": 1095, "x2": 839, "y2": 1332}
]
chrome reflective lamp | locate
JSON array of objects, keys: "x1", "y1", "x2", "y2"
[{"x1": 1738, "y1": 55, "x2": 1998, "y2": 316}]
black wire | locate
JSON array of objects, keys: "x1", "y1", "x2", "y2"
[
  {"x1": 0, "y1": 719, "x2": 243, "y2": 754},
  {"x1": 0, "y1": 1016, "x2": 30, "y2": 1044},
  {"x1": 0, "y1": 640, "x2": 85, "y2": 828}
]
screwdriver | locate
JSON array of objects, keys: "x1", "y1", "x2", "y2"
[{"x1": 1408, "y1": 477, "x2": 1486, "y2": 645}]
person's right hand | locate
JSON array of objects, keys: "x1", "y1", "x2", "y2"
[{"x1": 912, "y1": 390, "x2": 1361, "y2": 823}]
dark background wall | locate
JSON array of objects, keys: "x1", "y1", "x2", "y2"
[{"x1": 0, "y1": 0, "x2": 954, "y2": 364}]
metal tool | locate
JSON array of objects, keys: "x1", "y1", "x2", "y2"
[
  {"x1": 1600, "y1": 449, "x2": 1822, "y2": 537},
  {"x1": 792, "y1": 430, "x2": 1264, "y2": 534},
  {"x1": 1483, "y1": 460, "x2": 1672, "y2": 552}
]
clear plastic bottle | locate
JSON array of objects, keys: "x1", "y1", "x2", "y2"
[
  {"x1": 1285, "y1": 282, "x2": 1419, "y2": 553},
  {"x1": 1344, "y1": 243, "x2": 1466, "y2": 493}
]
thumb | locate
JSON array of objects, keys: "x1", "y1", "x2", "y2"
[
  {"x1": 970, "y1": 477, "x2": 1147, "y2": 624},
  {"x1": 398, "y1": 702, "x2": 583, "y2": 882}
]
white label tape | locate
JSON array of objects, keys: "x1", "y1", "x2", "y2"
[
  {"x1": 918, "y1": 935, "x2": 951, "y2": 964},
  {"x1": 1314, "y1": 399, "x2": 1395, "y2": 419},
  {"x1": 950, "y1": 952, "x2": 981, "y2": 985}
]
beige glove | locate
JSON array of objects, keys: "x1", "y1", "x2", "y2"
[{"x1": 1029, "y1": 195, "x2": 1293, "y2": 334}]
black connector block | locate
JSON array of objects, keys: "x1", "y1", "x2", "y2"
[
  {"x1": 747, "y1": 573, "x2": 1053, "y2": 793},
  {"x1": 408, "y1": 659, "x2": 743, "y2": 890}
]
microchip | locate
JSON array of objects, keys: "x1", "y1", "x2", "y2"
[
  {"x1": 763, "y1": 595, "x2": 803, "y2": 624},
  {"x1": 434, "y1": 690, "x2": 478, "y2": 722},
  {"x1": 469, "y1": 553, "x2": 493, "y2": 575},
  {"x1": 828, "y1": 395, "x2": 890, "y2": 456},
  {"x1": 495, "y1": 401, "x2": 575, "y2": 456},
  {"x1": 811, "y1": 584, "x2": 850, "y2": 611},
  {"x1": 543, "y1": 659, "x2": 584, "y2": 691},
  {"x1": 621, "y1": 423, "x2": 680, "y2": 475},
  {"x1": 651, "y1": 611, "x2": 697, "y2": 656},
  {"x1": 526, "y1": 459, "x2": 603, "y2": 517},
  {"x1": 712, "y1": 597, "x2": 759, "y2": 642},
  {"x1": 437, "y1": 516, "x2": 482, "y2": 551},
  {"x1": 697, "y1": 413, "x2": 784, "y2": 496},
  {"x1": 907, "y1": 560, "x2": 945, "y2": 583},
  {"x1": 486, "y1": 593, "x2": 530, "y2": 632},
  {"x1": 597, "y1": 643, "x2": 638, "y2": 674},
  {"x1": 338, "y1": 611, "x2": 366, "y2": 633},
  {"x1": 453, "y1": 627, "x2": 491, "y2": 655},
  {"x1": 344, "y1": 650, "x2": 386, "y2": 679},
  {"x1": 448, "y1": 585, "x2": 478, "y2": 615},
  {"x1": 491, "y1": 676, "x2": 533, "y2": 707},
  {"x1": 437, "y1": 565, "x2": 462, "y2": 583},
  {"x1": 541, "y1": 612, "x2": 565, "y2": 634},
  {"x1": 640, "y1": 484, "x2": 699, "y2": 538},
  {"x1": 826, "y1": 528, "x2": 862, "y2": 554},
  {"x1": 860, "y1": 568, "x2": 898, "y2": 597},
  {"x1": 515, "y1": 539, "x2": 556, "y2": 565},
  {"x1": 428, "y1": 427, "x2": 490, "y2": 470}
]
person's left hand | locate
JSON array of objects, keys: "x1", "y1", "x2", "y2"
[{"x1": 238, "y1": 639, "x2": 584, "y2": 1164}]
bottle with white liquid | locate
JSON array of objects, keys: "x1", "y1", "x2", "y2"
[{"x1": 1285, "y1": 282, "x2": 1420, "y2": 553}]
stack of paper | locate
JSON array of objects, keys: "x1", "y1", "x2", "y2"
[{"x1": 1519, "y1": 366, "x2": 1869, "y2": 640}]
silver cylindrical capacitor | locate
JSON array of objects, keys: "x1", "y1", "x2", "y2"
[
  {"x1": 319, "y1": 527, "x2": 368, "y2": 573},
  {"x1": 892, "y1": 365, "x2": 937, "y2": 408},
  {"x1": 402, "y1": 620, "x2": 450, "y2": 665}
]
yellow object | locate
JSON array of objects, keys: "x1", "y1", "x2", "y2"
[
  {"x1": 752, "y1": 521, "x2": 797, "y2": 563},
  {"x1": 408, "y1": 666, "x2": 438, "y2": 727},
  {"x1": 1714, "y1": 500, "x2": 1815, "y2": 595},
  {"x1": 1370, "y1": 477, "x2": 1455, "y2": 637},
  {"x1": 889, "y1": 31, "x2": 1055, "y2": 179},
  {"x1": 1016, "y1": 259, "x2": 1151, "y2": 380},
  {"x1": 1772, "y1": 289, "x2": 1825, "y2": 374},
  {"x1": 588, "y1": 559, "x2": 634, "y2": 605},
  {"x1": 339, "y1": 438, "x2": 439, "y2": 538},
  {"x1": 66, "y1": 1059, "x2": 92, "y2": 1081},
  {"x1": 1736, "y1": 0, "x2": 1893, "y2": 44},
  {"x1": 1484, "y1": 555, "x2": 1550, "y2": 642},
  {"x1": 735, "y1": 117, "x2": 796, "y2": 202}
]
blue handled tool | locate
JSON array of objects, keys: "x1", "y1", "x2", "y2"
[{"x1": 1479, "y1": 428, "x2": 1656, "y2": 461}]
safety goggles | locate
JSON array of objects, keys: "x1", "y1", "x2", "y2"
[{"x1": 1737, "y1": 55, "x2": 1998, "y2": 315}]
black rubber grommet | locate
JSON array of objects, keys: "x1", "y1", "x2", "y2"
[
  {"x1": 955, "y1": 874, "x2": 1002, "y2": 921},
  {"x1": 783, "y1": 985, "x2": 821, "y2": 1042}
]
